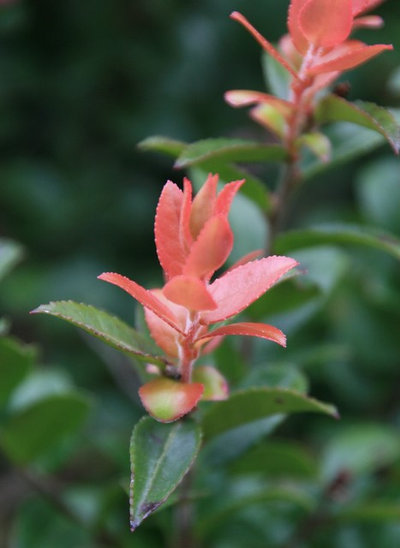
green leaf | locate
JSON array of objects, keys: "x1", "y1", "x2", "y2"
[
  {"x1": 296, "y1": 132, "x2": 331, "y2": 162},
  {"x1": 240, "y1": 363, "x2": 309, "y2": 395},
  {"x1": 174, "y1": 138, "x2": 287, "y2": 168},
  {"x1": 230, "y1": 440, "x2": 318, "y2": 479},
  {"x1": 137, "y1": 135, "x2": 187, "y2": 158},
  {"x1": 315, "y1": 96, "x2": 400, "y2": 154},
  {"x1": 0, "y1": 337, "x2": 36, "y2": 405},
  {"x1": 301, "y1": 119, "x2": 394, "y2": 180},
  {"x1": 129, "y1": 416, "x2": 202, "y2": 531},
  {"x1": 0, "y1": 393, "x2": 91, "y2": 464},
  {"x1": 262, "y1": 52, "x2": 290, "y2": 100},
  {"x1": 201, "y1": 388, "x2": 338, "y2": 442},
  {"x1": 274, "y1": 223, "x2": 400, "y2": 261},
  {"x1": 0, "y1": 238, "x2": 24, "y2": 282},
  {"x1": 31, "y1": 301, "x2": 166, "y2": 367}
]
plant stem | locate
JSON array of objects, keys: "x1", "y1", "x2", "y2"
[{"x1": 267, "y1": 158, "x2": 300, "y2": 253}]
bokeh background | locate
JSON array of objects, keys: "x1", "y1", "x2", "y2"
[{"x1": 1, "y1": 0, "x2": 400, "y2": 546}]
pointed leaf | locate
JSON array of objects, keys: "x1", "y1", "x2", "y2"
[
  {"x1": 154, "y1": 181, "x2": 187, "y2": 279},
  {"x1": 315, "y1": 95, "x2": 400, "y2": 153},
  {"x1": 274, "y1": 223, "x2": 400, "y2": 261},
  {"x1": 309, "y1": 43, "x2": 393, "y2": 75},
  {"x1": 352, "y1": 0, "x2": 384, "y2": 17},
  {"x1": 201, "y1": 387, "x2": 338, "y2": 442},
  {"x1": 129, "y1": 416, "x2": 202, "y2": 530},
  {"x1": 98, "y1": 273, "x2": 183, "y2": 333},
  {"x1": 174, "y1": 138, "x2": 287, "y2": 168},
  {"x1": 184, "y1": 216, "x2": 233, "y2": 280},
  {"x1": 197, "y1": 322, "x2": 286, "y2": 347},
  {"x1": 189, "y1": 173, "x2": 218, "y2": 238},
  {"x1": 203, "y1": 256, "x2": 298, "y2": 323},
  {"x1": 139, "y1": 378, "x2": 204, "y2": 423},
  {"x1": 31, "y1": 301, "x2": 167, "y2": 366},
  {"x1": 137, "y1": 136, "x2": 187, "y2": 158},
  {"x1": 225, "y1": 90, "x2": 292, "y2": 116},
  {"x1": 230, "y1": 11, "x2": 299, "y2": 79},
  {"x1": 0, "y1": 393, "x2": 91, "y2": 464}
]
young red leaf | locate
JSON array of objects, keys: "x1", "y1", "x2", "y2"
[
  {"x1": 163, "y1": 275, "x2": 217, "y2": 311},
  {"x1": 203, "y1": 256, "x2": 298, "y2": 323},
  {"x1": 139, "y1": 378, "x2": 204, "y2": 423},
  {"x1": 352, "y1": 0, "x2": 384, "y2": 17},
  {"x1": 154, "y1": 181, "x2": 187, "y2": 279},
  {"x1": 288, "y1": 0, "x2": 309, "y2": 54},
  {"x1": 225, "y1": 90, "x2": 292, "y2": 116},
  {"x1": 231, "y1": 11, "x2": 299, "y2": 79},
  {"x1": 310, "y1": 42, "x2": 393, "y2": 75},
  {"x1": 352, "y1": 15, "x2": 383, "y2": 29},
  {"x1": 214, "y1": 179, "x2": 245, "y2": 217},
  {"x1": 189, "y1": 173, "x2": 218, "y2": 239},
  {"x1": 183, "y1": 216, "x2": 233, "y2": 280},
  {"x1": 98, "y1": 273, "x2": 183, "y2": 334},
  {"x1": 299, "y1": 0, "x2": 353, "y2": 48},
  {"x1": 196, "y1": 322, "x2": 286, "y2": 347}
]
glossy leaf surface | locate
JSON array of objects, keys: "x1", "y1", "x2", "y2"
[
  {"x1": 129, "y1": 416, "x2": 202, "y2": 530},
  {"x1": 201, "y1": 387, "x2": 338, "y2": 442},
  {"x1": 31, "y1": 301, "x2": 166, "y2": 366}
]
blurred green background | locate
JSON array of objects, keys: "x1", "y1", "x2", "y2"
[{"x1": 1, "y1": 0, "x2": 400, "y2": 546}]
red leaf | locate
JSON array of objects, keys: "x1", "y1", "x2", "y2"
[
  {"x1": 154, "y1": 181, "x2": 187, "y2": 279},
  {"x1": 144, "y1": 290, "x2": 187, "y2": 358},
  {"x1": 309, "y1": 42, "x2": 393, "y2": 74},
  {"x1": 98, "y1": 272, "x2": 184, "y2": 333},
  {"x1": 163, "y1": 275, "x2": 217, "y2": 311},
  {"x1": 299, "y1": 0, "x2": 353, "y2": 48},
  {"x1": 225, "y1": 90, "x2": 292, "y2": 116},
  {"x1": 214, "y1": 179, "x2": 245, "y2": 217},
  {"x1": 203, "y1": 256, "x2": 298, "y2": 323},
  {"x1": 197, "y1": 322, "x2": 286, "y2": 347},
  {"x1": 139, "y1": 378, "x2": 204, "y2": 423},
  {"x1": 352, "y1": 0, "x2": 384, "y2": 17},
  {"x1": 352, "y1": 15, "x2": 383, "y2": 29},
  {"x1": 189, "y1": 173, "x2": 218, "y2": 239},
  {"x1": 183, "y1": 216, "x2": 233, "y2": 280},
  {"x1": 225, "y1": 249, "x2": 264, "y2": 273},
  {"x1": 230, "y1": 11, "x2": 299, "y2": 80},
  {"x1": 288, "y1": 0, "x2": 309, "y2": 54}
]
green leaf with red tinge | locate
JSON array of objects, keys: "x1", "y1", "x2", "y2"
[
  {"x1": 174, "y1": 138, "x2": 287, "y2": 168},
  {"x1": 315, "y1": 95, "x2": 400, "y2": 154},
  {"x1": 201, "y1": 387, "x2": 338, "y2": 442},
  {"x1": 139, "y1": 378, "x2": 204, "y2": 423},
  {"x1": 31, "y1": 301, "x2": 166, "y2": 367},
  {"x1": 129, "y1": 416, "x2": 202, "y2": 531},
  {"x1": 273, "y1": 223, "x2": 400, "y2": 261}
]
